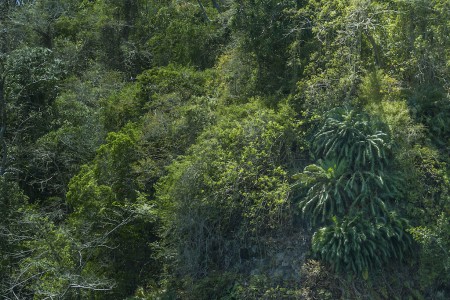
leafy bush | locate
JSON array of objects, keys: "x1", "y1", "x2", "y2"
[
  {"x1": 156, "y1": 101, "x2": 301, "y2": 277},
  {"x1": 312, "y1": 213, "x2": 411, "y2": 276},
  {"x1": 409, "y1": 213, "x2": 450, "y2": 292},
  {"x1": 297, "y1": 108, "x2": 411, "y2": 276}
]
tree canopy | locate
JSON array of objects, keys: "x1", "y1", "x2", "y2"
[{"x1": 0, "y1": 0, "x2": 449, "y2": 299}]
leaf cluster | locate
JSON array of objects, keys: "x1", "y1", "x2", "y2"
[{"x1": 297, "y1": 108, "x2": 411, "y2": 276}]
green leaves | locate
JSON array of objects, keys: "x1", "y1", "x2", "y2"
[
  {"x1": 409, "y1": 213, "x2": 450, "y2": 287},
  {"x1": 297, "y1": 160, "x2": 347, "y2": 224},
  {"x1": 313, "y1": 109, "x2": 388, "y2": 170},
  {"x1": 230, "y1": 0, "x2": 302, "y2": 94},
  {"x1": 297, "y1": 108, "x2": 410, "y2": 276},
  {"x1": 4, "y1": 47, "x2": 64, "y2": 103},
  {"x1": 156, "y1": 101, "x2": 301, "y2": 277},
  {"x1": 298, "y1": 110, "x2": 397, "y2": 222},
  {"x1": 0, "y1": 0, "x2": 448, "y2": 297},
  {"x1": 147, "y1": 1, "x2": 226, "y2": 69},
  {"x1": 0, "y1": 177, "x2": 28, "y2": 294},
  {"x1": 312, "y1": 213, "x2": 411, "y2": 275},
  {"x1": 65, "y1": 124, "x2": 159, "y2": 298}
]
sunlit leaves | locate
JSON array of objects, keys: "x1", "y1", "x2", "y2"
[
  {"x1": 156, "y1": 101, "x2": 301, "y2": 276},
  {"x1": 66, "y1": 124, "x2": 158, "y2": 298}
]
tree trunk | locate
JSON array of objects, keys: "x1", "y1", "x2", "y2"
[
  {"x1": 0, "y1": 78, "x2": 7, "y2": 175},
  {"x1": 365, "y1": 31, "x2": 382, "y2": 67},
  {"x1": 211, "y1": 0, "x2": 221, "y2": 12},
  {"x1": 197, "y1": 0, "x2": 210, "y2": 22}
]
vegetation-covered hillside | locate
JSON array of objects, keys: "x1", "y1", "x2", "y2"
[{"x1": 0, "y1": 0, "x2": 449, "y2": 299}]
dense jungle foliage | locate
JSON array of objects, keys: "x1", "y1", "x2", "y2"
[{"x1": 0, "y1": 0, "x2": 449, "y2": 299}]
